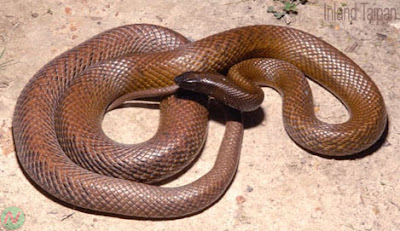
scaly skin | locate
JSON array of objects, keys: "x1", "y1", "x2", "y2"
[{"x1": 13, "y1": 24, "x2": 387, "y2": 218}]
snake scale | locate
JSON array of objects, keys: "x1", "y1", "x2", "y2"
[{"x1": 12, "y1": 24, "x2": 387, "y2": 218}]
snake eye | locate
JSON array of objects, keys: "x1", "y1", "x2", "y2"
[{"x1": 174, "y1": 72, "x2": 201, "y2": 85}]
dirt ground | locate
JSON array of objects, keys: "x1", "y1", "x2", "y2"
[{"x1": 1, "y1": 0, "x2": 399, "y2": 230}]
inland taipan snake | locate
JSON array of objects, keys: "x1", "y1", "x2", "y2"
[{"x1": 12, "y1": 24, "x2": 387, "y2": 218}]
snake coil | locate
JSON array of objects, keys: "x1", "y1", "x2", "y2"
[{"x1": 13, "y1": 24, "x2": 387, "y2": 218}]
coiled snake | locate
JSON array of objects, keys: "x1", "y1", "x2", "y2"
[{"x1": 12, "y1": 24, "x2": 387, "y2": 218}]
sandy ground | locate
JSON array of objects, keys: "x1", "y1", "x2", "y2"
[{"x1": 1, "y1": 0, "x2": 399, "y2": 230}]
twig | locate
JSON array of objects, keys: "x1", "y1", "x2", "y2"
[
  {"x1": 224, "y1": 0, "x2": 252, "y2": 6},
  {"x1": 61, "y1": 213, "x2": 75, "y2": 221},
  {"x1": 0, "y1": 59, "x2": 18, "y2": 70},
  {"x1": 390, "y1": 201, "x2": 400, "y2": 211},
  {"x1": 0, "y1": 46, "x2": 18, "y2": 71},
  {"x1": 0, "y1": 47, "x2": 5, "y2": 59}
]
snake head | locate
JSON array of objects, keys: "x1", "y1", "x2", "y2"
[
  {"x1": 174, "y1": 71, "x2": 224, "y2": 96},
  {"x1": 174, "y1": 72, "x2": 205, "y2": 90},
  {"x1": 174, "y1": 72, "x2": 262, "y2": 112}
]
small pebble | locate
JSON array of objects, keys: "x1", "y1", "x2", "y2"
[
  {"x1": 31, "y1": 12, "x2": 39, "y2": 18},
  {"x1": 65, "y1": 7, "x2": 72, "y2": 15},
  {"x1": 70, "y1": 25, "x2": 78, "y2": 31},
  {"x1": 383, "y1": 141, "x2": 391, "y2": 147},
  {"x1": 376, "y1": 33, "x2": 388, "y2": 41},
  {"x1": 345, "y1": 42, "x2": 359, "y2": 52},
  {"x1": 236, "y1": 195, "x2": 246, "y2": 204}
]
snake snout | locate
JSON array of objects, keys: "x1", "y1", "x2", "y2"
[
  {"x1": 174, "y1": 72, "x2": 202, "y2": 86},
  {"x1": 174, "y1": 72, "x2": 212, "y2": 94}
]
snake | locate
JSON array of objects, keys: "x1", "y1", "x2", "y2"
[{"x1": 12, "y1": 24, "x2": 387, "y2": 218}]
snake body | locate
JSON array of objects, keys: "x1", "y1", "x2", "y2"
[{"x1": 13, "y1": 24, "x2": 387, "y2": 218}]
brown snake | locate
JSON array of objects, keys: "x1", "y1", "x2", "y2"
[{"x1": 13, "y1": 24, "x2": 387, "y2": 218}]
